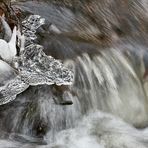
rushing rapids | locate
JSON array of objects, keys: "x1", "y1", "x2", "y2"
[{"x1": 0, "y1": 0, "x2": 148, "y2": 148}]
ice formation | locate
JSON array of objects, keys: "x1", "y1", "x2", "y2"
[
  {"x1": 17, "y1": 44, "x2": 74, "y2": 86},
  {"x1": 0, "y1": 15, "x2": 17, "y2": 61},
  {"x1": 0, "y1": 15, "x2": 74, "y2": 105},
  {"x1": 22, "y1": 15, "x2": 45, "y2": 45}
]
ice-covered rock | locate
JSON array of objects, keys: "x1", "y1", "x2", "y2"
[
  {"x1": 17, "y1": 44, "x2": 74, "y2": 86},
  {"x1": 22, "y1": 15, "x2": 45, "y2": 45},
  {"x1": 0, "y1": 26, "x2": 17, "y2": 61},
  {"x1": 0, "y1": 15, "x2": 74, "y2": 105}
]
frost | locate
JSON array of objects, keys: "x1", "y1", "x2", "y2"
[{"x1": 0, "y1": 15, "x2": 74, "y2": 105}]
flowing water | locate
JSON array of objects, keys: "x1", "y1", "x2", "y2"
[
  {"x1": 1, "y1": 0, "x2": 148, "y2": 148},
  {"x1": 0, "y1": 43, "x2": 148, "y2": 148}
]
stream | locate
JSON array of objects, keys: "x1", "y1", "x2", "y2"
[{"x1": 0, "y1": 0, "x2": 148, "y2": 148}]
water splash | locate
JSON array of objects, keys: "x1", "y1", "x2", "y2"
[{"x1": 50, "y1": 111, "x2": 148, "y2": 148}]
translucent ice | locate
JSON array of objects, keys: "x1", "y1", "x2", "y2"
[{"x1": 0, "y1": 15, "x2": 74, "y2": 105}]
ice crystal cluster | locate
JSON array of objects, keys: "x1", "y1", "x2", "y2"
[
  {"x1": 0, "y1": 15, "x2": 74, "y2": 105},
  {"x1": 22, "y1": 15, "x2": 45, "y2": 45}
]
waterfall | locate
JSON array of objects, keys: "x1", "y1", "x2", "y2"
[
  {"x1": 0, "y1": 44, "x2": 148, "y2": 147},
  {"x1": 1, "y1": 1, "x2": 148, "y2": 147}
]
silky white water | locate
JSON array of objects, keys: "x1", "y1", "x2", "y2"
[{"x1": 0, "y1": 44, "x2": 147, "y2": 148}]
